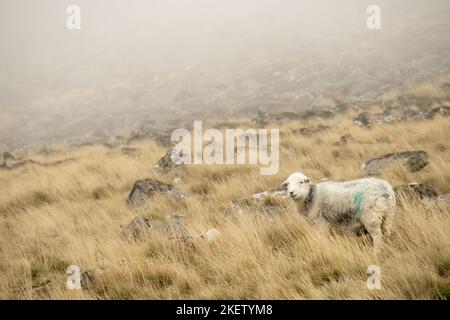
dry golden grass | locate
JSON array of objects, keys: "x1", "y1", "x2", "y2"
[{"x1": 0, "y1": 114, "x2": 449, "y2": 300}]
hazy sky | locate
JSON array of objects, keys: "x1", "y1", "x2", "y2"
[{"x1": 0, "y1": 0, "x2": 449, "y2": 148}]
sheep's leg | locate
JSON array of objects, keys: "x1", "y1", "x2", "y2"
[
  {"x1": 367, "y1": 224, "x2": 382, "y2": 254},
  {"x1": 360, "y1": 203, "x2": 385, "y2": 254},
  {"x1": 381, "y1": 198, "x2": 395, "y2": 237}
]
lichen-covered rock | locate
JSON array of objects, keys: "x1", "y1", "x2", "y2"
[
  {"x1": 119, "y1": 217, "x2": 190, "y2": 241},
  {"x1": 362, "y1": 150, "x2": 429, "y2": 175},
  {"x1": 226, "y1": 186, "x2": 289, "y2": 218},
  {"x1": 126, "y1": 179, "x2": 187, "y2": 208},
  {"x1": 154, "y1": 149, "x2": 185, "y2": 173},
  {"x1": 394, "y1": 182, "x2": 438, "y2": 200}
]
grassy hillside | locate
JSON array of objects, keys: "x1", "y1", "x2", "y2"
[{"x1": 0, "y1": 112, "x2": 449, "y2": 299}]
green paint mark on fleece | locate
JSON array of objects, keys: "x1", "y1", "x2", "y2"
[{"x1": 353, "y1": 190, "x2": 364, "y2": 215}]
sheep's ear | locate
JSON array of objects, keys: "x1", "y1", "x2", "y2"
[
  {"x1": 280, "y1": 181, "x2": 288, "y2": 190},
  {"x1": 305, "y1": 177, "x2": 311, "y2": 183}
]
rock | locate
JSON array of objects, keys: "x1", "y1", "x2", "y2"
[
  {"x1": 121, "y1": 147, "x2": 142, "y2": 156},
  {"x1": 2, "y1": 151, "x2": 15, "y2": 163},
  {"x1": 153, "y1": 134, "x2": 172, "y2": 147},
  {"x1": 1, "y1": 151, "x2": 15, "y2": 167},
  {"x1": 438, "y1": 194, "x2": 450, "y2": 202},
  {"x1": 252, "y1": 109, "x2": 270, "y2": 127},
  {"x1": 362, "y1": 150, "x2": 429, "y2": 175},
  {"x1": 407, "y1": 111, "x2": 433, "y2": 121},
  {"x1": 337, "y1": 133, "x2": 353, "y2": 145},
  {"x1": 249, "y1": 186, "x2": 288, "y2": 201},
  {"x1": 353, "y1": 112, "x2": 378, "y2": 127},
  {"x1": 126, "y1": 179, "x2": 187, "y2": 208},
  {"x1": 394, "y1": 182, "x2": 438, "y2": 200},
  {"x1": 429, "y1": 106, "x2": 450, "y2": 118},
  {"x1": 294, "y1": 125, "x2": 330, "y2": 136},
  {"x1": 227, "y1": 186, "x2": 289, "y2": 218},
  {"x1": 154, "y1": 149, "x2": 185, "y2": 173},
  {"x1": 119, "y1": 217, "x2": 190, "y2": 241},
  {"x1": 382, "y1": 106, "x2": 405, "y2": 123},
  {"x1": 301, "y1": 107, "x2": 335, "y2": 120}
]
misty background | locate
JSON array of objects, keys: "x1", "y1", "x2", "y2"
[{"x1": 1, "y1": 0, "x2": 449, "y2": 149}]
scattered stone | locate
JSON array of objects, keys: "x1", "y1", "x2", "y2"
[
  {"x1": 382, "y1": 106, "x2": 405, "y2": 123},
  {"x1": 407, "y1": 111, "x2": 432, "y2": 121},
  {"x1": 394, "y1": 182, "x2": 438, "y2": 200},
  {"x1": 338, "y1": 133, "x2": 353, "y2": 145},
  {"x1": 119, "y1": 217, "x2": 190, "y2": 241},
  {"x1": 154, "y1": 149, "x2": 185, "y2": 173},
  {"x1": 437, "y1": 194, "x2": 450, "y2": 202},
  {"x1": 3, "y1": 151, "x2": 15, "y2": 162},
  {"x1": 429, "y1": 106, "x2": 450, "y2": 118},
  {"x1": 294, "y1": 125, "x2": 330, "y2": 136},
  {"x1": 249, "y1": 186, "x2": 288, "y2": 201},
  {"x1": 153, "y1": 133, "x2": 173, "y2": 147},
  {"x1": 227, "y1": 186, "x2": 289, "y2": 218},
  {"x1": 126, "y1": 179, "x2": 187, "y2": 208},
  {"x1": 362, "y1": 150, "x2": 429, "y2": 175},
  {"x1": 301, "y1": 108, "x2": 335, "y2": 120},
  {"x1": 121, "y1": 147, "x2": 142, "y2": 156},
  {"x1": 353, "y1": 112, "x2": 378, "y2": 127}
]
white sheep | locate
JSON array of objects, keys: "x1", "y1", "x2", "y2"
[{"x1": 281, "y1": 172, "x2": 396, "y2": 253}]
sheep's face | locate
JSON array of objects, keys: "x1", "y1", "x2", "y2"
[{"x1": 281, "y1": 172, "x2": 311, "y2": 200}]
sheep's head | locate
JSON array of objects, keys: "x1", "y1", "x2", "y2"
[{"x1": 281, "y1": 172, "x2": 311, "y2": 200}]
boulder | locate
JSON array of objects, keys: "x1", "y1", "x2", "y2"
[
  {"x1": 362, "y1": 150, "x2": 429, "y2": 175},
  {"x1": 126, "y1": 179, "x2": 187, "y2": 208},
  {"x1": 294, "y1": 125, "x2": 330, "y2": 136},
  {"x1": 394, "y1": 182, "x2": 438, "y2": 200},
  {"x1": 119, "y1": 217, "x2": 189, "y2": 241}
]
